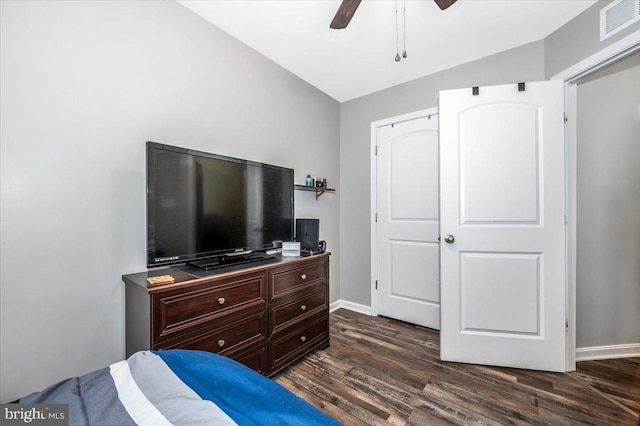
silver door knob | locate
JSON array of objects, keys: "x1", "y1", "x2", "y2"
[{"x1": 444, "y1": 234, "x2": 455, "y2": 244}]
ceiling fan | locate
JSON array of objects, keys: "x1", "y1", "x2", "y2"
[{"x1": 330, "y1": 0, "x2": 457, "y2": 29}]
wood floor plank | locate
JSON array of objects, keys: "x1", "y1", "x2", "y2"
[
  {"x1": 276, "y1": 309, "x2": 640, "y2": 425},
  {"x1": 294, "y1": 359, "x2": 393, "y2": 420},
  {"x1": 276, "y1": 374, "x2": 375, "y2": 426}
]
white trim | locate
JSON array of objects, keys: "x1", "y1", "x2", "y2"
[
  {"x1": 330, "y1": 299, "x2": 372, "y2": 316},
  {"x1": 555, "y1": 27, "x2": 640, "y2": 372},
  {"x1": 552, "y1": 29, "x2": 640, "y2": 82},
  {"x1": 369, "y1": 107, "x2": 439, "y2": 319},
  {"x1": 370, "y1": 119, "x2": 378, "y2": 317},
  {"x1": 565, "y1": 83, "x2": 578, "y2": 372},
  {"x1": 576, "y1": 343, "x2": 640, "y2": 361},
  {"x1": 370, "y1": 108, "x2": 438, "y2": 129}
]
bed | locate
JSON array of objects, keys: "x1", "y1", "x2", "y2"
[{"x1": 16, "y1": 349, "x2": 341, "y2": 425}]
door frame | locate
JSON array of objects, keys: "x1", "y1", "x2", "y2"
[
  {"x1": 370, "y1": 107, "x2": 439, "y2": 317},
  {"x1": 552, "y1": 29, "x2": 640, "y2": 370}
]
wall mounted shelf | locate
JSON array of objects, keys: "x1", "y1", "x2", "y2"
[{"x1": 294, "y1": 184, "x2": 336, "y2": 200}]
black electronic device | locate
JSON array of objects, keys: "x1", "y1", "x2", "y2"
[
  {"x1": 146, "y1": 142, "x2": 294, "y2": 268},
  {"x1": 296, "y1": 218, "x2": 326, "y2": 254},
  {"x1": 303, "y1": 240, "x2": 326, "y2": 255},
  {"x1": 315, "y1": 240, "x2": 327, "y2": 255}
]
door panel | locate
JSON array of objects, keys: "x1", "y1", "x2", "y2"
[
  {"x1": 440, "y1": 81, "x2": 566, "y2": 372},
  {"x1": 390, "y1": 241, "x2": 440, "y2": 302},
  {"x1": 390, "y1": 135, "x2": 439, "y2": 220},
  {"x1": 376, "y1": 115, "x2": 440, "y2": 329},
  {"x1": 460, "y1": 104, "x2": 540, "y2": 224},
  {"x1": 460, "y1": 252, "x2": 541, "y2": 335}
]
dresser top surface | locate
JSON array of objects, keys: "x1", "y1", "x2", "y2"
[{"x1": 123, "y1": 252, "x2": 330, "y2": 293}]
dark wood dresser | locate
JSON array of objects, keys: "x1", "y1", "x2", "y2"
[{"x1": 123, "y1": 253, "x2": 330, "y2": 377}]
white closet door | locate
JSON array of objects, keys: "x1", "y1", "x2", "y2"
[
  {"x1": 376, "y1": 115, "x2": 440, "y2": 329},
  {"x1": 439, "y1": 81, "x2": 567, "y2": 372}
]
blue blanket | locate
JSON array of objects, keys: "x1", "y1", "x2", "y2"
[{"x1": 18, "y1": 349, "x2": 341, "y2": 426}]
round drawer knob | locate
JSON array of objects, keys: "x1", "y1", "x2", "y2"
[
  {"x1": 217, "y1": 339, "x2": 225, "y2": 347},
  {"x1": 217, "y1": 297, "x2": 225, "y2": 305},
  {"x1": 300, "y1": 336, "x2": 307, "y2": 343},
  {"x1": 301, "y1": 274, "x2": 307, "y2": 280},
  {"x1": 300, "y1": 305, "x2": 307, "y2": 311}
]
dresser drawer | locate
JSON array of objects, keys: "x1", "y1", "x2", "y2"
[
  {"x1": 269, "y1": 287, "x2": 327, "y2": 335},
  {"x1": 152, "y1": 272, "x2": 267, "y2": 343},
  {"x1": 231, "y1": 343, "x2": 268, "y2": 375},
  {"x1": 155, "y1": 307, "x2": 267, "y2": 356},
  {"x1": 269, "y1": 315, "x2": 329, "y2": 373},
  {"x1": 271, "y1": 260, "x2": 327, "y2": 298}
]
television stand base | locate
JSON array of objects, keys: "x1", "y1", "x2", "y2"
[{"x1": 188, "y1": 251, "x2": 275, "y2": 271}]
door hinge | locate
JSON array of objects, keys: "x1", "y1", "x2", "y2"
[
  {"x1": 375, "y1": 145, "x2": 378, "y2": 155},
  {"x1": 566, "y1": 319, "x2": 569, "y2": 329},
  {"x1": 375, "y1": 213, "x2": 378, "y2": 222},
  {"x1": 564, "y1": 113, "x2": 568, "y2": 123},
  {"x1": 375, "y1": 280, "x2": 378, "y2": 290}
]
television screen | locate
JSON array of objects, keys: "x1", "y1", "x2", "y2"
[{"x1": 146, "y1": 142, "x2": 294, "y2": 267}]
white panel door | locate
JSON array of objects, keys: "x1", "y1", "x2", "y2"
[
  {"x1": 439, "y1": 81, "x2": 566, "y2": 372},
  {"x1": 376, "y1": 115, "x2": 440, "y2": 329}
]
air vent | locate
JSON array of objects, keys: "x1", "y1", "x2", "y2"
[{"x1": 600, "y1": 0, "x2": 640, "y2": 41}]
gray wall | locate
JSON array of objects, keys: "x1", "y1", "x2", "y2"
[
  {"x1": 576, "y1": 53, "x2": 640, "y2": 348},
  {"x1": 545, "y1": 0, "x2": 640, "y2": 78},
  {"x1": 0, "y1": 0, "x2": 340, "y2": 402},
  {"x1": 339, "y1": 41, "x2": 546, "y2": 306},
  {"x1": 544, "y1": 0, "x2": 640, "y2": 350}
]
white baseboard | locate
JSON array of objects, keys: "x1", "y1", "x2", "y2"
[
  {"x1": 329, "y1": 299, "x2": 372, "y2": 316},
  {"x1": 576, "y1": 343, "x2": 640, "y2": 361}
]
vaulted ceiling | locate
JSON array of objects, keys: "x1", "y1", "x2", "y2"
[{"x1": 178, "y1": 0, "x2": 597, "y2": 102}]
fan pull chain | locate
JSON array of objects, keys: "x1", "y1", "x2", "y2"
[
  {"x1": 402, "y1": 0, "x2": 407, "y2": 58},
  {"x1": 394, "y1": 0, "x2": 407, "y2": 62},
  {"x1": 395, "y1": 0, "x2": 401, "y2": 62}
]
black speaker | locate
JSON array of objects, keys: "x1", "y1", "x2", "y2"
[{"x1": 295, "y1": 219, "x2": 319, "y2": 250}]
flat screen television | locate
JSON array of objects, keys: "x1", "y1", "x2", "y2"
[{"x1": 146, "y1": 142, "x2": 294, "y2": 269}]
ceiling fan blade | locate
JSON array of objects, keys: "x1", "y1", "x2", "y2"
[
  {"x1": 434, "y1": 0, "x2": 457, "y2": 10},
  {"x1": 330, "y1": 0, "x2": 362, "y2": 29}
]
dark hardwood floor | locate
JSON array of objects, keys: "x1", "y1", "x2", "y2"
[{"x1": 276, "y1": 309, "x2": 640, "y2": 425}]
